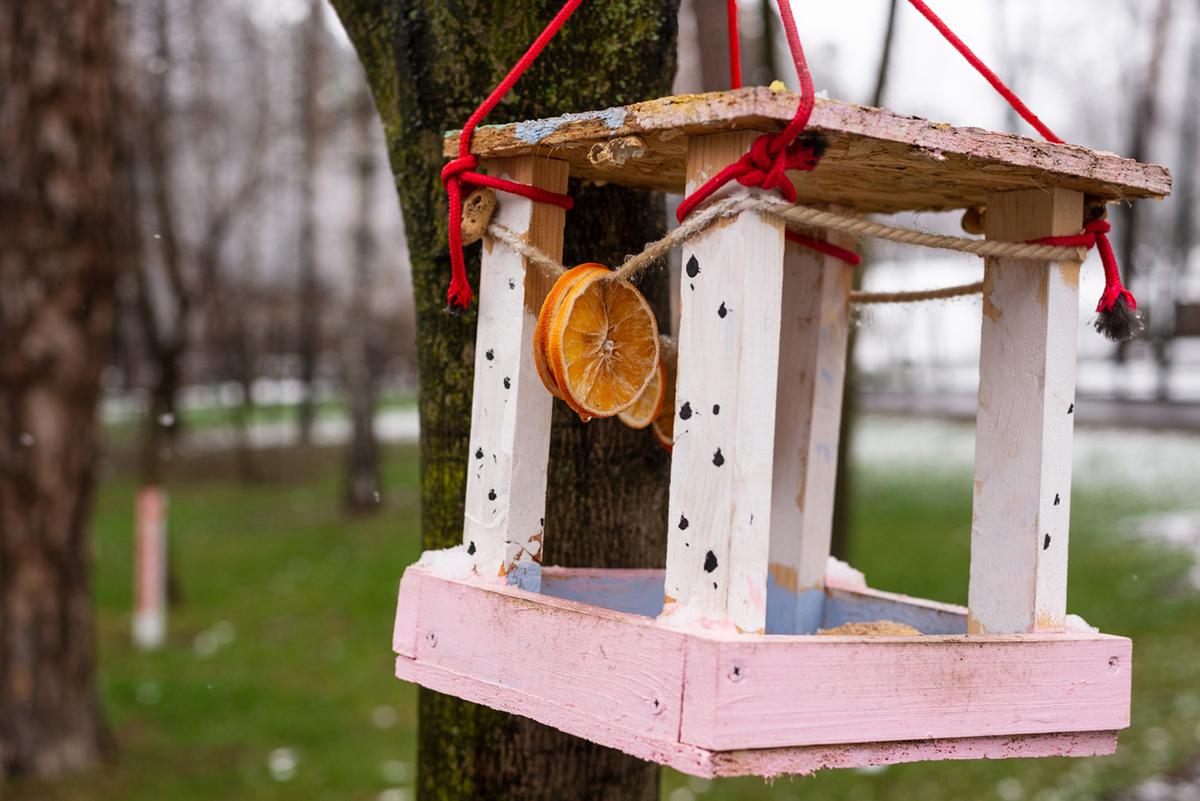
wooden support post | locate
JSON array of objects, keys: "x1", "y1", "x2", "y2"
[
  {"x1": 765, "y1": 235, "x2": 854, "y2": 634},
  {"x1": 969, "y1": 187, "x2": 1083, "y2": 634},
  {"x1": 663, "y1": 131, "x2": 788, "y2": 633},
  {"x1": 462, "y1": 156, "x2": 568, "y2": 591},
  {"x1": 133, "y1": 485, "x2": 167, "y2": 649}
]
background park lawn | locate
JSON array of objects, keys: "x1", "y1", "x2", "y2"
[{"x1": 13, "y1": 419, "x2": 1200, "y2": 801}]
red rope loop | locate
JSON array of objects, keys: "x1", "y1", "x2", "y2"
[
  {"x1": 1028, "y1": 219, "x2": 1133, "y2": 313},
  {"x1": 906, "y1": 0, "x2": 1137, "y2": 321},
  {"x1": 676, "y1": 0, "x2": 853, "y2": 264},
  {"x1": 443, "y1": 0, "x2": 583, "y2": 311}
]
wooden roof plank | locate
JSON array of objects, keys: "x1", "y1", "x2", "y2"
[{"x1": 444, "y1": 88, "x2": 1171, "y2": 214}]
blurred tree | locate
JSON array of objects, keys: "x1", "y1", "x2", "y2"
[
  {"x1": 1157, "y1": 0, "x2": 1200, "y2": 394},
  {"x1": 295, "y1": 0, "x2": 326, "y2": 446},
  {"x1": 830, "y1": 0, "x2": 901, "y2": 561},
  {"x1": 343, "y1": 82, "x2": 383, "y2": 514},
  {"x1": 0, "y1": 0, "x2": 117, "y2": 777},
  {"x1": 330, "y1": 2, "x2": 679, "y2": 799},
  {"x1": 1116, "y1": 0, "x2": 1174, "y2": 367}
]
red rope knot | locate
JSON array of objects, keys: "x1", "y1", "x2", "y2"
[
  {"x1": 441, "y1": 154, "x2": 479, "y2": 187},
  {"x1": 737, "y1": 132, "x2": 825, "y2": 203},
  {"x1": 1028, "y1": 217, "x2": 1143, "y2": 341}
]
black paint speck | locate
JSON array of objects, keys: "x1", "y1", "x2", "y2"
[
  {"x1": 467, "y1": 541, "x2": 476, "y2": 555},
  {"x1": 503, "y1": 376, "x2": 511, "y2": 389},
  {"x1": 686, "y1": 256, "x2": 700, "y2": 278},
  {"x1": 488, "y1": 489, "x2": 497, "y2": 501},
  {"x1": 712, "y1": 404, "x2": 720, "y2": 415},
  {"x1": 704, "y1": 550, "x2": 718, "y2": 572},
  {"x1": 712, "y1": 448, "x2": 725, "y2": 467},
  {"x1": 689, "y1": 282, "x2": 695, "y2": 291},
  {"x1": 539, "y1": 517, "x2": 544, "y2": 526},
  {"x1": 475, "y1": 447, "x2": 484, "y2": 460},
  {"x1": 1068, "y1": 403, "x2": 1074, "y2": 414},
  {"x1": 485, "y1": 349, "x2": 495, "y2": 361},
  {"x1": 508, "y1": 278, "x2": 516, "y2": 290},
  {"x1": 712, "y1": 582, "x2": 718, "y2": 590},
  {"x1": 1053, "y1": 493, "x2": 1061, "y2": 506},
  {"x1": 679, "y1": 402, "x2": 693, "y2": 420},
  {"x1": 678, "y1": 514, "x2": 689, "y2": 530},
  {"x1": 717, "y1": 302, "x2": 728, "y2": 319},
  {"x1": 1043, "y1": 533, "x2": 1051, "y2": 550}
]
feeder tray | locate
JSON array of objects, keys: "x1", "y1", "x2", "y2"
[{"x1": 393, "y1": 89, "x2": 1169, "y2": 778}]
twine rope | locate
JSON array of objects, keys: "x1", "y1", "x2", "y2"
[{"x1": 484, "y1": 193, "x2": 1088, "y2": 306}]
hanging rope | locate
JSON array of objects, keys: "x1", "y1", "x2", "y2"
[
  {"x1": 441, "y1": 0, "x2": 582, "y2": 312},
  {"x1": 903, "y1": 0, "x2": 1141, "y2": 339},
  {"x1": 675, "y1": 0, "x2": 823, "y2": 224}
]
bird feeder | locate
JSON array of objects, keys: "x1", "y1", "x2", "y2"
[{"x1": 391, "y1": 87, "x2": 1171, "y2": 778}]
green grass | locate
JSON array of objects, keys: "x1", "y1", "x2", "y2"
[{"x1": 11, "y1": 436, "x2": 1200, "y2": 801}]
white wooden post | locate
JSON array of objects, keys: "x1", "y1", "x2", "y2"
[
  {"x1": 969, "y1": 187, "x2": 1083, "y2": 634},
  {"x1": 463, "y1": 156, "x2": 568, "y2": 592},
  {"x1": 765, "y1": 235, "x2": 854, "y2": 634},
  {"x1": 663, "y1": 131, "x2": 788, "y2": 634}
]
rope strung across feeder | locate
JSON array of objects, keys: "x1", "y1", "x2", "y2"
[{"x1": 479, "y1": 193, "x2": 1093, "y2": 307}]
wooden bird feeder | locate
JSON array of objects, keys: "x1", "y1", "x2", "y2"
[{"x1": 392, "y1": 88, "x2": 1171, "y2": 779}]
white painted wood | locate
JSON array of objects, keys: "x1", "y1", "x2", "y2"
[
  {"x1": 765, "y1": 235, "x2": 854, "y2": 634},
  {"x1": 663, "y1": 131, "x2": 788, "y2": 633},
  {"x1": 969, "y1": 187, "x2": 1083, "y2": 634},
  {"x1": 463, "y1": 156, "x2": 568, "y2": 591}
]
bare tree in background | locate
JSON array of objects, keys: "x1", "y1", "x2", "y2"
[
  {"x1": 1116, "y1": 0, "x2": 1174, "y2": 366},
  {"x1": 1159, "y1": 0, "x2": 1200, "y2": 394},
  {"x1": 295, "y1": 0, "x2": 326, "y2": 445},
  {"x1": 0, "y1": 0, "x2": 117, "y2": 777},
  {"x1": 871, "y1": 0, "x2": 900, "y2": 108},
  {"x1": 343, "y1": 82, "x2": 383, "y2": 514},
  {"x1": 830, "y1": 0, "x2": 901, "y2": 560}
]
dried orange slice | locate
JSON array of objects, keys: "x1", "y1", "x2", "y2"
[
  {"x1": 534, "y1": 264, "x2": 608, "y2": 399},
  {"x1": 547, "y1": 270, "x2": 659, "y2": 421},
  {"x1": 618, "y1": 356, "x2": 666, "y2": 429},
  {"x1": 651, "y1": 336, "x2": 677, "y2": 450}
]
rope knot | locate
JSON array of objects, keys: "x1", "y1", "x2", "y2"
[
  {"x1": 441, "y1": 154, "x2": 479, "y2": 186},
  {"x1": 734, "y1": 132, "x2": 825, "y2": 203}
]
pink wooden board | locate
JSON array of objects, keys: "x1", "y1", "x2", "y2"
[
  {"x1": 393, "y1": 564, "x2": 1130, "y2": 777},
  {"x1": 680, "y1": 631, "x2": 1130, "y2": 751}
]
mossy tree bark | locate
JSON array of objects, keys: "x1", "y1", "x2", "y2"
[
  {"x1": 329, "y1": 3, "x2": 679, "y2": 799},
  {"x1": 0, "y1": 0, "x2": 117, "y2": 778}
]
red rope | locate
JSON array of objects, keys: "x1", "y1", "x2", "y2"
[
  {"x1": 786, "y1": 231, "x2": 862, "y2": 266},
  {"x1": 1029, "y1": 220, "x2": 1135, "y2": 312},
  {"x1": 905, "y1": 0, "x2": 1135, "y2": 315},
  {"x1": 442, "y1": 0, "x2": 581, "y2": 311},
  {"x1": 726, "y1": 0, "x2": 742, "y2": 89},
  {"x1": 676, "y1": 0, "x2": 855, "y2": 265}
]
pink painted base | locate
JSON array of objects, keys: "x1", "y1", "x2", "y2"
[{"x1": 393, "y1": 564, "x2": 1129, "y2": 779}]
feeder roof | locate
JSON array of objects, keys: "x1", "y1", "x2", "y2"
[{"x1": 444, "y1": 88, "x2": 1171, "y2": 215}]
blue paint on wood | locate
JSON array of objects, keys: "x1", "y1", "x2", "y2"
[
  {"x1": 541, "y1": 572, "x2": 664, "y2": 617},
  {"x1": 507, "y1": 562, "x2": 542, "y2": 593},
  {"x1": 765, "y1": 576, "x2": 825, "y2": 635}
]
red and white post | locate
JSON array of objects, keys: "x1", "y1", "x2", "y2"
[{"x1": 133, "y1": 485, "x2": 168, "y2": 649}]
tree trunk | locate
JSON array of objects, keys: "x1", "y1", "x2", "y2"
[
  {"x1": 343, "y1": 84, "x2": 383, "y2": 514},
  {"x1": 330, "y1": 3, "x2": 679, "y2": 799},
  {"x1": 0, "y1": 0, "x2": 116, "y2": 778},
  {"x1": 296, "y1": 0, "x2": 325, "y2": 445}
]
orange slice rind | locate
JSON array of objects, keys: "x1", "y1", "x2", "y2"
[
  {"x1": 547, "y1": 269, "x2": 660, "y2": 422},
  {"x1": 651, "y1": 336, "x2": 677, "y2": 451},
  {"x1": 534, "y1": 264, "x2": 608, "y2": 399},
  {"x1": 618, "y1": 356, "x2": 666, "y2": 429}
]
